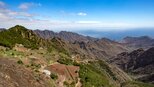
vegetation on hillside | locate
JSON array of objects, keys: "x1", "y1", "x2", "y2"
[
  {"x1": 0, "y1": 25, "x2": 41, "y2": 49},
  {"x1": 57, "y1": 58, "x2": 154, "y2": 87},
  {"x1": 48, "y1": 37, "x2": 70, "y2": 56},
  {"x1": 79, "y1": 61, "x2": 117, "y2": 87},
  {"x1": 56, "y1": 57, "x2": 116, "y2": 87},
  {"x1": 0, "y1": 25, "x2": 154, "y2": 87},
  {"x1": 0, "y1": 25, "x2": 70, "y2": 58}
]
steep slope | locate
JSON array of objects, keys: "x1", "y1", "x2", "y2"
[
  {"x1": 0, "y1": 57, "x2": 51, "y2": 87},
  {"x1": 55, "y1": 58, "x2": 132, "y2": 87},
  {"x1": 69, "y1": 38, "x2": 128, "y2": 60},
  {"x1": 122, "y1": 36, "x2": 154, "y2": 49},
  {"x1": 1, "y1": 25, "x2": 154, "y2": 87},
  {"x1": 34, "y1": 30, "x2": 128, "y2": 59},
  {"x1": 110, "y1": 47, "x2": 154, "y2": 83}
]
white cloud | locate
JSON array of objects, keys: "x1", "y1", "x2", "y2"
[
  {"x1": 76, "y1": 21, "x2": 101, "y2": 24},
  {"x1": 59, "y1": 11, "x2": 87, "y2": 16},
  {"x1": 0, "y1": 2, "x2": 37, "y2": 28},
  {"x1": 19, "y1": 2, "x2": 41, "y2": 10},
  {"x1": 0, "y1": 1, "x2": 153, "y2": 31},
  {"x1": 77, "y1": 12, "x2": 87, "y2": 16},
  {"x1": 0, "y1": 7, "x2": 35, "y2": 18},
  {"x1": 0, "y1": 1, "x2": 5, "y2": 7}
]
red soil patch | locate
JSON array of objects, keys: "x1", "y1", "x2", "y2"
[{"x1": 46, "y1": 64, "x2": 79, "y2": 80}]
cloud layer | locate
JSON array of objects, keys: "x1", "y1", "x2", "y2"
[
  {"x1": 0, "y1": 1, "x2": 153, "y2": 31},
  {"x1": 18, "y1": 2, "x2": 41, "y2": 10}
]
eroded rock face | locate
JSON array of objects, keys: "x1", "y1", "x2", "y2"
[
  {"x1": 34, "y1": 29, "x2": 128, "y2": 60},
  {"x1": 134, "y1": 47, "x2": 154, "y2": 69},
  {"x1": 0, "y1": 58, "x2": 50, "y2": 87},
  {"x1": 110, "y1": 47, "x2": 154, "y2": 83}
]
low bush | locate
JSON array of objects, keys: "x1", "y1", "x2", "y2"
[
  {"x1": 50, "y1": 73, "x2": 58, "y2": 80},
  {"x1": 17, "y1": 60, "x2": 23, "y2": 65}
]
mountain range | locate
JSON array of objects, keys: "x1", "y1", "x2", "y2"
[
  {"x1": 0, "y1": 25, "x2": 154, "y2": 87},
  {"x1": 35, "y1": 29, "x2": 131, "y2": 59}
]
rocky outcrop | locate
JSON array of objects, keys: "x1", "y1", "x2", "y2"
[{"x1": 110, "y1": 47, "x2": 154, "y2": 83}]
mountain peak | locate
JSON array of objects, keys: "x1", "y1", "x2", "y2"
[
  {"x1": 10, "y1": 25, "x2": 27, "y2": 30},
  {"x1": 0, "y1": 25, "x2": 42, "y2": 48},
  {"x1": 14, "y1": 25, "x2": 25, "y2": 28}
]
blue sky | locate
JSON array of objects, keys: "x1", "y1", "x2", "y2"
[{"x1": 0, "y1": 0, "x2": 154, "y2": 32}]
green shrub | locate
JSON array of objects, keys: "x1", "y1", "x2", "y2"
[
  {"x1": 17, "y1": 60, "x2": 23, "y2": 65},
  {"x1": 57, "y1": 58, "x2": 80, "y2": 66},
  {"x1": 30, "y1": 63, "x2": 41, "y2": 70},
  {"x1": 63, "y1": 81, "x2": 69, "y2": 86},
  {"x1": 50, "y1": 73, "x2": 58, "y2": 80},
  {"x1": 63, "y1": 81, "x2": 75, "y2": 87},
  {"x1": 57, "y1": 58, "x2": 73, "y2": 65}
]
